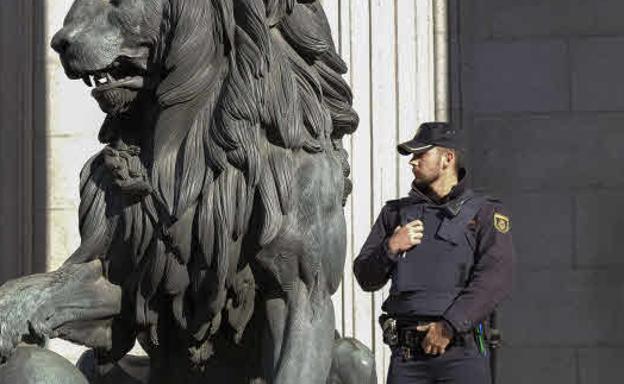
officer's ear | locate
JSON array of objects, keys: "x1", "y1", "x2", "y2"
[{"x1": 440, "y1": 148, "x2": 455, "y2": 170}]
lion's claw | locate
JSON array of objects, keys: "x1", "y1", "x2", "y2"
[{"x1": 0, "y1": 275, "x2": 53, "y2": 361}]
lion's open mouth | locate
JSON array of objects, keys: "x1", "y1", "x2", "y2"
[
  {"x1": 81, "y1": 56, "x2": 148, "y2": 94},
  {"x1": 79, "y1": 55, "x2": 151, "y2": 115}
]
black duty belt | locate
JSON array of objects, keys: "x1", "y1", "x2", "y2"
[
  {"x1": 395, "y1": 325, "x2": 472, "y2": 361},
  {"x1": 380, "y1": 314, "x2": 475, "y2": 360},
  {"x1": 398, "y1": 324, "x2": 468, "y2": 350}
]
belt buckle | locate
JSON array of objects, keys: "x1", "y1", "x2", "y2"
[
  {"x1": 400, "y1": 346, "x2": 412, "y2": 362},
  {"x1": 404, "y1": 329, "x2": 418, "y2": 347}
]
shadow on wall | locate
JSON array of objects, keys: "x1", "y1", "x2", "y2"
[{"x1": 0, "y1": 0, "x2": 48, "y2": 283}]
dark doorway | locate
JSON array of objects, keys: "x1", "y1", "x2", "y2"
[{"x1": 0, "y1": 1, "x2": 48, "y2": 282}]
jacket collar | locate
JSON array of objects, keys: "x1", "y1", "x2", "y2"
[{"x1": 407, "y1": 168, "x2": 472, "y2": 217}]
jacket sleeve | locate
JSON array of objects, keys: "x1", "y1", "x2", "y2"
[
  {"x1": 443, "y1": 201, "x2": 514, "y2": 333},
  {"x1": 353, "y1": 205, "x2": 399, "y2": 292}
]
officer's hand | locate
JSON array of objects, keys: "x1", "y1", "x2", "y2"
[
  {"x1": 388, "y1": 220, "x2": 424, "y2": 255},
  {"x1": 416, "y1": 321, "x2": 454, "y2": 355}
]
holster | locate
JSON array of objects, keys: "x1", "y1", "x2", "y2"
[{"x1": 379, "y1": 314, "x2": 398, "y2": 347}]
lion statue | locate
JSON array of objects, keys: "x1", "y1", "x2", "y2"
[{"x1": 0, "y1": 0, "x2": 372, "y2": 383}]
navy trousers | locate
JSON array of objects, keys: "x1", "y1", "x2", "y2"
[{"x1": 387, "y1": 339, "x2": 490, "y2": 384}]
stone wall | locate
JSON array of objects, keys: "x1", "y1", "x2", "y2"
[{"x1": 454, "y1": 1, "x2": 624, "y2": 382}]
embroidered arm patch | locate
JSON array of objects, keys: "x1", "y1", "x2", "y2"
[{"x1": 493, "y1": 212, "x2": 511, "y2": 233}]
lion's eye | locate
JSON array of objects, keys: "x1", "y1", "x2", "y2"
[{"x1": 109, "y1": 0, "x2": 121, "y2": 6}]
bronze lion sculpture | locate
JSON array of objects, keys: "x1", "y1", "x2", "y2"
[{"x1": 0, "y1": 0, "x2": 375, "y2": 383}]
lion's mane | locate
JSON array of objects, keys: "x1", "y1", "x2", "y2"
[{"x1": 71, "y1": 0, "x2": 357, "y2": 361}]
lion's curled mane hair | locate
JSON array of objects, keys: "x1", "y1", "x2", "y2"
[{"x1": 69, "y1": 0, "x2": 357, "y2": 359}]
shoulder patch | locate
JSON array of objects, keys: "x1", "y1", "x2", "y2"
[{"x1": 493, "y1": 212, "x2": 511, "y2": 234}]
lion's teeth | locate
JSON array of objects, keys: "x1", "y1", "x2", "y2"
[{"x1": 106, "y1": 73, "x2": 113, "y2": 83}]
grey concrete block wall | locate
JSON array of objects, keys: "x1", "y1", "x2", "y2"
[
  {"x1": 572, "y1": 37, "x2": 624, "y2": 111},
  {"x1": 455, "y1": 1, "x2": 624, "y2": 382},
  {"x1": 469, "y1": 115, "x2": 624, "y2": 191},
  {"x1": 576, "y1": 191, "x2": 624, "y2": 267},
  {"x1": 578, "y1": 348, "x2": 624, "y2": 383},
  {"x1": 508, "y1": 192, "x2": 574, "y2": 269},
  {"x1": 469, "y1": 41, "x2": 570, "y2": 114},
  {"x1": 466, "y1": 0, "x2": 624, "y2": 40},
  {"x1": 501, "y1": 269, "x2": 624, "y2": 346},
  {"x1": 498, "y1": 348, "x2": 577, "y2": 384}
]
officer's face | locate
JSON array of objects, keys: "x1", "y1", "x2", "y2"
[{"x1": 409, "y1": 147, "x2": 445, "y2": 186}]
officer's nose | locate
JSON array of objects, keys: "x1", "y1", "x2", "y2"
[{"x1": 51, "y1": 29, "x2": 71, "y2": 54}]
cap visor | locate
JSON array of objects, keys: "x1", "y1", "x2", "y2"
[{"x1": 397, "y1": 142, "x2": 433, "y2": 156}]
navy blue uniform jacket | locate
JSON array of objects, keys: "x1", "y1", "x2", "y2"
[{"x1": 353, "y1": 176, "x2": 514, "y2": 333}]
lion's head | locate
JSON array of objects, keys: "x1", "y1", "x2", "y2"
[
  {"x1": 52, "y1": 0, "x2": 158, "y2": 114},
  {"x1": 56, "y1": 0, "x2": 358, "y2": 365},
  {"x1": 51, "y1": 0, "x2": 233, "y2": 117}
]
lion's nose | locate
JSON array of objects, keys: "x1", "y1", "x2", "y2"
[{"x1": 51, "y1": 30, "x2": 71, "y2": 54}]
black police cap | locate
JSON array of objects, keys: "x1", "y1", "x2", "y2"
[{"x1": 397, "y1": 122, "x2": 463, "y2": 156}]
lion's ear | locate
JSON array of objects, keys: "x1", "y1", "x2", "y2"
[{"x1": 213, "y1": 0, "x2": 235, "y2": 54}]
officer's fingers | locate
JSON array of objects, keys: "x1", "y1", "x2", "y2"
[
  {"x1": 407, "y1": 226, "x2": 422, "y2": 234},
  {"x1": 400, "y1": 227, "x2": 413, "y2": 238},
  {"x1": 427, "y1": 346, "x2": 436, "y2": 355},
  {"x1": 408, "y1": 227, "x2": 424, "y2": 238},
  {"x1": 432, "y1": 339, "x2": 446, "y2": 351},
  {"x1": 416, "y1": 323, "x2": 432, "y2": 332},
  {"x1": 440, "y1": 338, "x2": 450, "y2": 349},
  {"x1": 406, "y1": 219, "x2": 423, "y2": 227},
  {"x1": 435, "y1": 345, "x2": 444, "y2": 355},
  {"x1": 423, "y1": 343, "x2": 433, "y2": 355},
  {"x1": 408, "y1": 231, "x2": 423, "y2": 241},
  {"x1": 409, "y1": 220, "x2": 424, "y2": 228},
  {"x1": 410, "y1": 237, "x2": 422, "y2": 246},
  {"x1": 393, "y1": 225, "x2": 401, "y2": 233}
]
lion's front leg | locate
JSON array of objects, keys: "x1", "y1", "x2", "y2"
[
  {"x1": 0, "y1": 259, "x2": 122, "y2": 361},
  {"x1": 264, "y1": 280, "x2": 335, "y2": 384}
]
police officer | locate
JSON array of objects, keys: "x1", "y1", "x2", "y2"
[{"x1": 353, "y1": 122, "x2": 513, "y2": 384}]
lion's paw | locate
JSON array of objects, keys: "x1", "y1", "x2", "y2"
[
  {"x1": 0, "y1": 279, "x2": 50, "y2": 361},
  {"x1": 0, "y1": 316, "x2": 29, "y2": 362}
]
